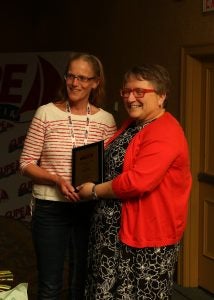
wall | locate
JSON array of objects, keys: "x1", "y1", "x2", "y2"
[{"x1": 1, "y1": 0, "x2": 214, "y2": 124}]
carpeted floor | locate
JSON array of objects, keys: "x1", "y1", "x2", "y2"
[
  {"x1": 0, "y1": 217, "x2": 37, "y2": 298},
  {"x1": 172, "y1": 284, "x2": 214, "y2": 300},
  {"x1": 0, "y1": 216, "x2": 69, "y2": 300}
]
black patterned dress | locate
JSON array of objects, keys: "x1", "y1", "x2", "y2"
[
  {"x1": 85, "y1": 122, "x2": 179, "y2": 300},
  {"x1": 85, "y1": 122, "x2": 141, "y2": 299}
]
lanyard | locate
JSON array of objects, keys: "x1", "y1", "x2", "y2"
[{"x1": 66, "y1": 101, "x2": 90, "y2": 148}]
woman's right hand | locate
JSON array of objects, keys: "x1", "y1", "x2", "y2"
[
  {"x1": 55, "y1": 175, "x2": 80, "y2": 202},
  {"x1": 21, "y1": 164, "x2": 80, "y2": 202}
]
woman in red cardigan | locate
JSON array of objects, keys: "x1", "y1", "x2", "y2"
[{"x1": 78, "y1": 64, "x2": 192, "y2": 299}]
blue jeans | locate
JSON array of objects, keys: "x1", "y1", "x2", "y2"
[{"x1": 32, "y1": 199, "x2": 95, "y2": 300}]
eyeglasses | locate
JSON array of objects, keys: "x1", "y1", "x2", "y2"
[
  {"x1": 64, "y1": 73, "x2": 96, "y2": 83},
  {"x1": 120, "y1": 88, "x2": 156, "y2": 98}
]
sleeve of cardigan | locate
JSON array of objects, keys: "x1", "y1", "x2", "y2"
[{"x1": 112, "y1": 125, "x2": 187, "y2": 200}]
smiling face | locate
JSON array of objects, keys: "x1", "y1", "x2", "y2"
[
  {"x1": 65, "y1": 58, "x2": 99, "y2": 105},
  {"x1": 122, "y1": 75, "x2": 166, "y2": 122}
]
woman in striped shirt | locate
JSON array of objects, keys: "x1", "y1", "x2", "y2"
[{"x1": 19, "y1": 52, "x2": 117, "y2": 300}]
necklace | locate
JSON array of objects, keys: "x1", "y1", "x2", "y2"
[
  {"x1": 66, "y1": 101, "x2": 91, "y2": 148},
  {"x1": 137, "y1": 110, "x2": 165, "y2": 128},
  {"x1": 136, "y1": 119, "x2": 155, "y2": 130}
]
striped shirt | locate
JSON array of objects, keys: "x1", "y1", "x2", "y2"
[{"x1": 20, "y1": 102, "x2": 117, "y2": 201}]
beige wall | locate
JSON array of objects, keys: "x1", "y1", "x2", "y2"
[{"x1": 1, "y1": 0, "x2": 214, "y2": 125}]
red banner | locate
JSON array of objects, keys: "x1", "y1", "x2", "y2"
[{"x1": 0, "y1": 52, "x2": 70, "y2": 220}]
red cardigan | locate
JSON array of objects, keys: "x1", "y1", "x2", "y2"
[{"x1": 109, "y1": 112, "x2": 192, "y2": 248}]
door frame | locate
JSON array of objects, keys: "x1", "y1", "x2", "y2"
[{"x1": 179, "y1": 44, "x2": 214, "y2": 287}]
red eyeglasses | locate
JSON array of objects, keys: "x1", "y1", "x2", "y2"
[{"x1": 120, "y1": 88, "x2": 156, "y2": 98}]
